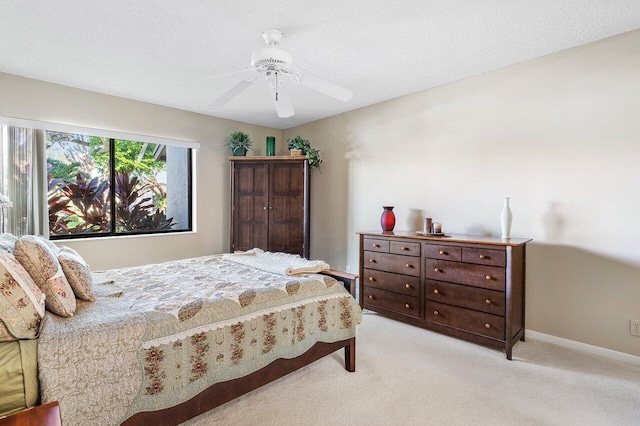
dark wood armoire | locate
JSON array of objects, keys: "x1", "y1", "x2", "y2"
[{"x1": 229, "y1": 156, "x2": 310, "y2": 258}]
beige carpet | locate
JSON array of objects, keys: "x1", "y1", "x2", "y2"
[{"x1": 183, "y1": 312, "x2": 640, "y2": 425}]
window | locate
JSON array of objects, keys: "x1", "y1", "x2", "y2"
[{"x1": 46, "y1": 131, "x2": 191, "y2": 238}]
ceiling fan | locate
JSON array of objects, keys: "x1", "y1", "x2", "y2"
[{"x1": 207, "y1": 29, "x2": 353, "y2": 118}]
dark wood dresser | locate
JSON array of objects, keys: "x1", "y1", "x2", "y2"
[
  {"x1": 229, "y1": 156, "x2": 310, "y2": 258},
  {"x1": 358, "y1": 231, "x2": 531, "y2": 359}
]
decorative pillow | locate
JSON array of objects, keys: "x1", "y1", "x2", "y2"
[
  {"x1": 14, "y1": 235, "x2": 76, "y2": 317},
  {"x1": 58, "y1": 246, "x2": 95, "y2": 302},
  {"x1": 0, "y1": 252, "x2": 46, "y2": 341},
  {"x1": 34, "y1": 235, "x2": 60, "y2": 256},
  {"x1": 0, "y1": 233, "x2": 18, "y2": 254},
  {"x1": 0, "y1": 322, "x2": 17, "y2": 342}
]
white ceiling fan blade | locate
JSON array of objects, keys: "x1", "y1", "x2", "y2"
[
  {"x1": 207, "y1": 77, "x2": 258, "y2": 110},
  {"x1": 203, "y1": 67, "x2": 254, "y2": 80},
  {"x1": 268, "y1": 80, "x2": 294, "y2": 118},
  {"x1": 290, "y1": 69, "x2": 353, "y2": 102}
]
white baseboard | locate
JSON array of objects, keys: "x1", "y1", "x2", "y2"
[{"x1": 526, "y1": 330, "x2": 640, "y2": 367}]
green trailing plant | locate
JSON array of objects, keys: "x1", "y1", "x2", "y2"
[
  {"x1": 286, "y1": 135, "x2": 323, "y2": 170},
  {"x1": 224, "y1": 130, "x2": 253, "y2": 155}
]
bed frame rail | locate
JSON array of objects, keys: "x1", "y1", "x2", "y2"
[{"x1": 122, "y1": 337, "x2": 355, "y2": 425}]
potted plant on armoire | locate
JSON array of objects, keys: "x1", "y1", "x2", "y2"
[{"x1": 225, "y1": 131, "x2": 253, "y2": 156}]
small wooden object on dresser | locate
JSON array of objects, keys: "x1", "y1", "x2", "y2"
[
  {"x1": 229, "y1": 156, "x2": 310, "y2": 258},
  {"x1": 0, "y1": 402, "x2": 61, "y2": 426},
  {"x1": 359, "y1": 231, "x2": 531, "y2": 359}
]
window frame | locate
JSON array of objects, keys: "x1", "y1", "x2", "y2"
[{"x1": 48, "y1": 137, "x2": 193, "y2": 240}]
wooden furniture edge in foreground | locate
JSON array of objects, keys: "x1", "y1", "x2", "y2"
[
  {"x1": 320, "y1": 269, "x2": 359, "y2": 298},
  {"x1": 0, "y1": 402, "x2": 61, "y2": 426},
  {"x1": 122, "y1": 338, "x2": 355, "y2": 425}
]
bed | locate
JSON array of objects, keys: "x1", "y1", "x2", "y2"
[{"x1": 0, "y1": 249, "x2": 362, "y2": 425}]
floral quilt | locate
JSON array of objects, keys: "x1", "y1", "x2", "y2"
[{"x1": 37, "y1": 255, "x2": 362, "y2": 426}]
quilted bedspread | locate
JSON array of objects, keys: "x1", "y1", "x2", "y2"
[{"x1": 37, "y1": 255, "x2": 362, "y2": 425}]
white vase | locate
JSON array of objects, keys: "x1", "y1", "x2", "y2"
[{"x1": 500, "y1": 197, "x2": 512, "y2": 239}]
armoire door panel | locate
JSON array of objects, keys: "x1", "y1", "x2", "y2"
[
  {"x1": 233, "y1": 163, "x2": 269, "y2": 251},
  {"x1": 236, "y1": 196, "x2": 268, "y2": 221},
  {"x1": 236, "y1": 222, "x2": 268, "y2": 252},
  {"x1": 269, "y1": 162, "x2": 305, "y2": 255},
  {"x1": 271, "y1": 196, "x2": 304, "y2": 221}
]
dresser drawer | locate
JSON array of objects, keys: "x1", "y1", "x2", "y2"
[
  {"x1": 423, "y1": 244, "x2": 462, "y2": 261},
  {"x1": 363, "y1": 286, "x2": 420, "y2": 318},
  {"x1": 462, "y1": 247, "x2": 506, "y2": 267},
  {"x1": 425, "y1": 301, "x2": 505, "y2": 340},
  {"x1": 363, "y1": 269, "x2": 420, "y2": 297},
  {"x1": 390, "y1": 241, "x2": 420, "y2": 257},
  {"x1": 424, "y1": 259, "x2": 505, "y2": 291},
  {"x1": 363, "y1": 238, "x2": 389, "y2": 253},
  {"x1": 425, "y1": 280, "x2": 505, "y2": 316},
  {"x1": 364, "y1": 252, "x2": 421, "y2": 277}
]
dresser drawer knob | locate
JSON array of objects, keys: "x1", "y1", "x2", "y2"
[
  {"x1": 370, "y1": 259, "x2": 376, "y2": 263},
  {"x1": 405, "y1": 304, "x2": 410, "y2": 309},
  {"x1": 405, "y1": 263, "x2": 412, "y2": 268},
  {"x1": 263, "y1": 206, "x2": 268, "y2": 210},
  {"x1": 485, "y1": 299, "x2": 492, "y2": 304},
  {"x1": 433, "y1": 310, "x2": 439, "y2": 316},
  {"x1": 485, "y1": 323, "x2": 491, "y2": 329},
  {"x1": 439, "y1": 250, "x2": 445, "y2": 255},
  {"x1": 401, "y1": 246, "x2": 408, "y2": 251},
  {"x1": 434, "y1": 268, "x2": 440, "y2": 273},
  {"x1": 485, "y1": 275, "x2": 492, "y2": 280},
  {"x1": 368, "y1": 295, "x2": 374, "y2": 299},
  {"x1": 369, "y1": 277, "x2": 374, "y2": 281},
  {"x1": 479, "y1": 254, "x2": 486, "y2": 259},
  {"x1": 405, "y1": 284, "x2": 410, "y2": 289},
  {"x1": 433, "y1": 289, "x2": 439, "y2": 294},
  {"x1": 373, "y1": 243, "x2": 380, "y2": 248}
]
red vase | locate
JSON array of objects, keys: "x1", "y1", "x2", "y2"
[{"x1": 380, "y1": 206, "x2": 396, "y2": 231}]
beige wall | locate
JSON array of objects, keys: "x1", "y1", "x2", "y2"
[
  {"x1": 0, "y1": 72, "x2": 283, "y2": 269},
  {"x1": 285, "y1": 30, "x2": 640, "y2": 356},
  {"x1": 2, "y1": 29, "x2": 638, "y2": 357}
]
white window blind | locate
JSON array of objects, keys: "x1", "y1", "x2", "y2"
[{"x1": 0, "y1": 116, "x2": 200, "y2": 150}]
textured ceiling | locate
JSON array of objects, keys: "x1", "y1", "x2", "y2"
[{"x1": 1, "y1": 1, "x2": 639, "y2": 130}]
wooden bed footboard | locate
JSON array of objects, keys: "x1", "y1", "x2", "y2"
[
  {"x1": 122, "y1": 337, "x2": 356, "y2": 426},
  {"x1": 320, "y1": 269, "x2": 358, "y2": 298}
]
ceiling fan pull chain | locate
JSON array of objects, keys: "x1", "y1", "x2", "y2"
[{"x1": 275, "y1": 71, "x2": 279, "y2": 101}]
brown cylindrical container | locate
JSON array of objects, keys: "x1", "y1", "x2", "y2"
[{"x1": 424, "y1": 217, "x2": 432, "y2": 233}]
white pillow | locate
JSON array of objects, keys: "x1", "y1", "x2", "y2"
[{"x1": 0, "y1": 233, "x2": 18, "y2": 254}]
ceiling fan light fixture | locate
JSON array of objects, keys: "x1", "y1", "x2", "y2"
[{"x1": 250, "y1": 47, "x2": 293, "y2": 68}]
